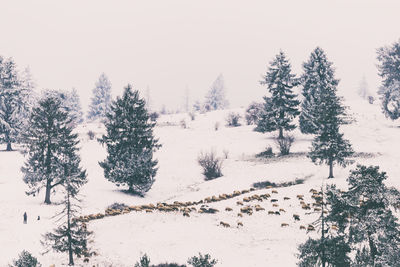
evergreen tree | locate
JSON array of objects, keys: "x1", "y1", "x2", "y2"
[
  {"x1": 43, "y1": 89, "x2": 83, "y2": 125},
  {"x1": 305, "y1": 49, "x2": 353, "y2": 178},
  {"x1": 204, "y1": 74, "x2": 229, "y2": 111},
  {"x1": 99, "y1": 84, "x2": 161, "y2": 195},
  {"x1": 299, "y1": 47, "x2": 340, "y2": 134},
  {"x1": 0, "y1": 56, "x2": 24, "y2": 151},
  {"x1": 42, "y1": 135, "x2": 89, "y2": 265},
  {"x1": 21, "y1": 96, "x2": 82, "y2": 204},
  {"x1": 87, "y1": 73, "x2": 112, "y2": 121},
  {"x1": 257, "y1": 51, "x2": 300, "y2": 139},
  {"x1": 377, "y1": 39, "x2": 400, "y2": 120}
]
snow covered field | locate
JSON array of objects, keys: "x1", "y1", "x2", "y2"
[{"x1": 1, "y1": 97, "x2": 399, "y2": 266}]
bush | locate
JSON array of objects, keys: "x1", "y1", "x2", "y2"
[
  {"x1": 9, "y1": 250, "x2": 41, "y2": 267},
  {"x1": 149, "y1": 112, "x2": 160, "y2": 122},
  {"x1": 198, "y1": 151, "x2": 223, "y2": 180},
  {"x1": 245, "y1": 102, "x2": 264, "y2": 125},
  {"x1": 226, "y1": 112, "x2": 241, "y2": 127},
  {"x1": 180, "y1": 119, "x2": 187, "y2": 129},
  {"x1": 187, "y1": 253, "x2": 218, "y2": 267},
  {"x1": 107, "y1": 202, "x2": 128, "y2": 210},
  {"x1": 135, "y1": 254, "x2": 151, "y2": 267},
  {"x1": 275, "y1": 135, "x2": 294, "y2": 156},
  {"x1": 87, "y1": 130, "x2": 95, "y2": 140},
  {"x1": 256, "y1": 146, "x2": 274, "y2": 158},
  {"x1": 189, "y1": 112, "x2": 196, "y2": 121}
]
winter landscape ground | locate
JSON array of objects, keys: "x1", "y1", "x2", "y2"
[{"x1": 1, "y1": 95, "x2": 399, "y2": 266}]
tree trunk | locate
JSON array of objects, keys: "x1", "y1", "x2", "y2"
[
  {"x1": 67, "y1": 191, "x2": 74, "y2": 265},
  {"x1": 368, "y1": 232, "x2": 377, "y2": 265},
  {"x1": 44, "y1": 179, "x2": 51, "y2": 204},
  {"x1": 6, "y1": 142, "x2": 12, "y2": 151},
  {"x1": 328, "y1": 160, "x2": 334, "y2": 178},
  {"x1": 278, "y1": 128, "x2": 283, "y2": 139}
]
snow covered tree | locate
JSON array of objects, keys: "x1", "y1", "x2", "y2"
[
  {"x1": 204, "y1": 74, "x2": 229, "y2": 111},
  {"x1": 99, "y1": 84, "x2": 161, "y2": 195},
  {"x1": 325, "y1": 165, "x2": 400, "y2": 266},
  {"x1": 257, "y1": 51, "x2": 300, "y2": 138},
  {"x1": 0, "y1": 56, "x2": 25, "y2": 151},
  {"x1": 42, "y1": 140, "x2": 89, "y2": 265},
  {"x1": 9, "y1": 250, "x2": 42, "y2": 267},
  {"x1": 299, "y1": 47, "x2": 340, "y2": 134},
  {"x1": 377, "y1": 39, "x2": 400, "y2": 120},
  {"x1": 87, "y1": 73, "x2": 112, "y2": 121},
  {"x1": 43, "y1": 89, "x2": 83, "y2": 125},
  {"x1": 304, "y1": 49, "x2": 353, "y2": 178},
  {"x1": 21, "y1": 96, "x2": 86, "y2": 204}
]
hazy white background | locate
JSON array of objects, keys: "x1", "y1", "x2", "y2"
[{"x1": 1, "y1": 0, "x2": 400, "y2": 111}]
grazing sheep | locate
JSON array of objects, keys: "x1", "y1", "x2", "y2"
[
  {"x1": 309, "y1": 188, "x2": 317, "y2": 193},
  {"x1": 279, "y1": 208, "x2": 286, "y2": 213},
  {"x1": 255, "y1": 206, "x2": 265, "y2": 211},
  {"x1": 225, "y1": 207, "x2": 233, "y2": 211},
  {"x1": 237, "y1": 222, "x2": 243, "y2": 227},
  {"x1": 281, "y1": 223, "x2": 289, "y2": 227},
  {"x1": 237, "y1": 213, "x2": 243, "y2": 217},
  {"x1": 300, "y1": 225, "x2": 306, "y2": 230},
  {"x1": 236, "y1": 201, "x2": 244, "y2": 206},
  {"x1": 270, "y1": 199, "x2": 278, "y2": 203},
  {"x1": 331, "y1": 225, "x2": 338, "y2": 231},
  {"x1": 271, "y1": 189, "x2": 278, "y2": 194},
  {"x1": 300, "y1": 201, "x2": 306, "y2": 205},
  {"x1": 145, "y1": 209, "x2": 153, "y2": 213},
  {"x1": 233, "y1": 190, "x2": 241, "y2": 196},
  {"x1": 293, "y1": 214, "x2": 300, "y2": 221},
  {"x1": 307, "y1": 225, "x2": 315, "y2": 231},
  {"x1": 272, "y1": 203, "x2": 279, "y2": 207},
  {"x1": 302, "y1": 204, "x2": 311, "y2": 210},
  {"x1": 211, "y1": 195, "x2": 219, "y2": 202},
  {"x1": 83, "y1": 258, "x2": 89, "y2": 263},
  {"x1": 274, "y1": 211, "x2": 281, "y2": 215},
  {"x1": 220, "y1": 221, "x2": 230, "y2": 228},
  {"x1": 314, "y1": 208, "x2": 321, "y2": 212},
  {"x1": 240, "y1": 206, "x2": 253, "y2": 214},
  {"x1": 183, "y1": 212, "x2": 190, "y2": 217},
  {"x1": 268, "y1": 211, "x2": 275, "y2": 215},
  {"x1": 283, "y1": 197, "x2": 290, "y2": 200},
  {"x1": 205, "y1": 197, "x2": 212, "y2": 203},
  {"x1": 243, "y1": 197, "x2": 251, "y2": 202},
  {"x1": 250, "y1": 187, "x2": 256, "y2": 191},
  {"x1": 260, "y1": 193, "x2": 270, "y2": 199},
  {"x1": 297, "y1": 195, "x2": 304, "y2": 200},
  {"x1": 241, "y1": 189, "x2": 250, "y2": 194}
]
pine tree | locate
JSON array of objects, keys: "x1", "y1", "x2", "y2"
[
  {"x1": 204, "y1": 74, "x2": 229, "y2": 111},
  {"x1": 42, "y1": 133, "x2": 89, "y2": 265},
  {"x1": 87, "y1": 73, "x2": 112, "y2": 121},
  {"x1": 9, "y1": 250, "x2": 42, "y2": 267},
  {"x1": 299, "y1": 47, "x2": 340, "y2": 134},
  {"x1": 257, "y1": 51, "x2": 300, "y2": 138},
  {"x1": 0, "y1": 56, "x2": 24, "y2": 151},
  {"x1": 305, "y1": 49, "x2": 353, "y2": 178},
  {"x1": 99, "y1": 84, "x2": 161, "y2": 195},
  {"x1": 21, "y1": 96, "x2": 81, "y2": 204},
  {"x1": 377, "y1": 39, "x2": 400, "y2": 120},
  {"x1": 43, "y1": 89, "x2": 83, "y2": 125}
]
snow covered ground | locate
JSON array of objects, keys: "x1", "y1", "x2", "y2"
[{"x1": 1, "y1": 97, "x2": 399, "y2": 266}]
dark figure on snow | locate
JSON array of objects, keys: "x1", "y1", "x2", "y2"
[
  {"x1": 37, "y1": 216, "x2": 40, "y2": 221},
  {"x1": 23, "y1": 212, "x2": 27, "y2": 224}
]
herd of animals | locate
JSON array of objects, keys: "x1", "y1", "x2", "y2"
[{"x1": 75, "y1": 185, "x2": 338, "y2": 234}]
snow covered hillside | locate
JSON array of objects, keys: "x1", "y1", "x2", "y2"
[{"x1": 1, "y1": 99, "x2": 399, "y2": 266}]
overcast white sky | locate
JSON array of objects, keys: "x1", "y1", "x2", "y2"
[{"x1": 1, "y1": 0, "x2": 400, "y2": 111}]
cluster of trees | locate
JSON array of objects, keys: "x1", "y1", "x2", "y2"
[
  {"x1": 193, "y1": 74, "x2": 229, "y2": 112},
  {"x1": 255, "y1": 48, "x2": 353, "y2": 178},
  {"x1": 297, "y1": 165, "x2": 400, "y2": 266}
]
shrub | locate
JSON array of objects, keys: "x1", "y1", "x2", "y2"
[
  {"x1": 275, "y1": 135, "x2": 294, "y2": 156},
  {"x1": 187, "y1": 253, "x2": 218, "y2": 267},
  {"x1": 107, "y1": 202, "x2": 128, "y2": 210},
  {"x1": 226, "y1": 112, "x2": 241, "y2": 127},
  {"x1": 135, "y1": 254, "x2": 151, "y2": 267},
  {"x1": 87, "y1": 130, "x2": 95, "y2": 140},
  {"x1": 9, "y1": 250, "x2": 41, "y2": 267},
  {"x1": 214, "y1": 122, "x2": 220, "y2": 131},
  {"x1": 245, "y1": 102, "x2": 264, "y2": 125},
  {"x1": 189, "y1": 112, "x2": 196, "y2": 121},
  {"x1": 198, "y1": 151, "x2": 223, "y2": 180},
  {"x1": 149, "y1": 112, "x2": 160, "y2": 122},
  {"x1": 180, "y1": 119, "x2": 187, "y2": 129},
  {"x1": 368, "y1": 96, "x2": 375, "y2": 104},
  {"x1": 256, "y1": 146, "x2": 274, "y2": 158}
]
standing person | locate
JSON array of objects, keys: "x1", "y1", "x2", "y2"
[{"x1": 23, "y1": 212, "x2": 27, "y2": 224}]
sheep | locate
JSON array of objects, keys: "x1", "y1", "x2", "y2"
[
  {"x1": 237, "y1": 213, "x2": 243, "y2": 217},
  {"x1": 211, "y1": 195, "x2": 219, "y2": 202},
  {"x1": 183, "y1": 212, "x2": 190, "y2": 217},
  {"x1": 260, "y1": 193, "x2": 271, "y2": 199},
  {"x1": 300, "y1": 201, "x2": 306, "y2": 205},
  {"x1": 233, "y1": 190, "x2": 241, "y2": 196},
  {"x1": 272, "y1": 204, "x2": 279, "y2": 207},
  {"x1": 243, "y1": 197, "x2": 251, "y2": 202},
  {"x1": 250, "y1": 187, "x2": 256, "y2": 191},
  {"x1": 293, "y1": 214, "x2": 300, "y2": 221},
  {"x1": 225, "y1": 207, "x2": 233, "y2": 212},
  {"x1": 283, "y1": 197, "x2": 290, "y2": 200},
  {"x1": 255, "y1": 206, "x2": 265, "y2": 211},
  {"x1": 145, "y1": 209, "x2": 153, "y2": 213},
  {"x1": 279, "y1": 208, "x2": 286, "y2": 213},
  {"x1": 236, "y1": 201, "x2": 244, "y2": 206},
  {"x1": 297, "y1": 195, "x2": 304, "y2": 200},
  {"x1": 83, "y1": 258, "x2": 89, "y2": 263},
  {"x1": 241, "y1": 189, "x2": 250, "y2": 194},
  {"x1": 331, "y1": 225, "x2": 338, "y2": 231},
  {"x1": 270, "y1": 199, "x2": 278, "y2": 203},
  {"x1": 274, "y1": 211, "x2": 281, "y2": 215},
  {"x1": 302, "y1": 204, "x2": 311, "y2": 210},
  {"x1": 307, "y1": 225, "x2": 315, "y2": 231},
  {"x1": 220, "y1": 221, "x2": 230, "y2": 228},
  {"x1": 204, "y1": 197, "x2": 212, "y2": 203},
  {"x1": 272, "y1": 189, "x2": 278, "y2": 194},
  {"x1": 268, "y1": 211, "x2": 275, "y2": 215},
  {"x1": 281, "y1": 223, "x2": 289, "y2": 227},
  {"x1": 299, "y1": 225, "x2": 306, "y2": 230},
  {"x1": 314, "y1": 208, "x2": 321, "y2": 212},
  {"x1": 237, "y1": 222, "x2": 243, "y2": 227}
]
